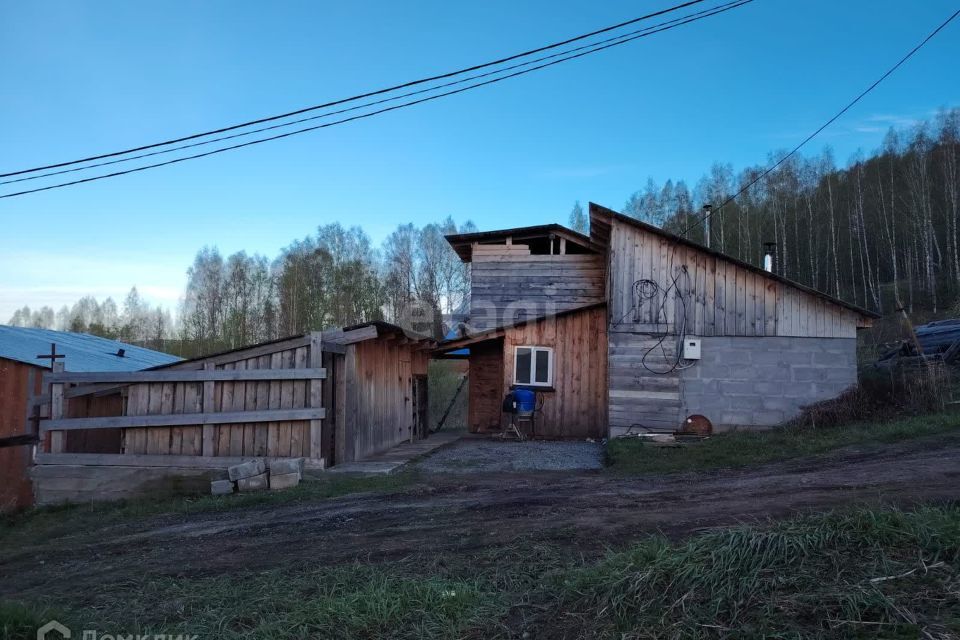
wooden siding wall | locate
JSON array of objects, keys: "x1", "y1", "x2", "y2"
[
  {"x1": 608, "y1": 219, "x2": 862, "y2": 339},
  {"x1": 500, "y1": 305, "x2": 608, "y2": 439},
  {"x1": 607, "y1": 332, "x2": 682, "y2": 433},
  {"x1": 123, "y1": 343, "x2": 317, "y2": 458},
  {"x1": 470, "y1": 249, "x2": 605, "y2": 330},
  {"x1": 467, "y1": 340, "x2": 505, "y2": 433},
  {"x1": 338, "y1": 339, "x2": 430, "y2": 463},
  {"x1": 0, "y1": 359, "x2": 42, "y2": 510}
]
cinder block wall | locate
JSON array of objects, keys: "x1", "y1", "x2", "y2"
[{"x1": 680, "y1": 336, "x2": 857, "y2": 430}]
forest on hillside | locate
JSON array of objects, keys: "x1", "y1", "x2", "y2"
[
  {"x1": 8, "y1": 108, "x2": 960, "y2": 355},
  {"x1": 603, "y1": 107, "x2": 960, "y2": 318}
]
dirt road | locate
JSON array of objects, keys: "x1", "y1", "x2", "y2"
[{"x1": 3, "y1": 434, "x2": 959, "y2": 599}]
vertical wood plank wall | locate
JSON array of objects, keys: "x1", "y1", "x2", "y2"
[
  {"x1": 338, "y1": 339, "x2": 430, "y2": 463},
  {"x1": 470, "y1": 250, "x2": 606, "y2": 331},
  {"x1": 607, "y1": 219, "x2": 862, "y2": 339},
  {"x1": 0, "y1": 359, "x2": 42, "y2": 510},
  {"x1": 499, "y1": 305, "x2": 608, "y2": 438},
  {"x1": 607, "y1": 332, "x2": 682, "y2": 433}
]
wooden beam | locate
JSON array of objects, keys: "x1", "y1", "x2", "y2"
[
  {"x1": 339, "y1": 325, "x2": 379, "y2": 344},
  {"x1": 320, "y1": 341, "x2": 345, "y2": 354},
  {"x1": 41, "y1": 408, "x2": 326, "y2": 433},
  {"x1": 308, "y1": 332, "x2": 324, "y2": 462},
  {"x1": 64, "y1": 383, "x2": 126, "y2": 399},
  {"x1": 163, "y1": 335, "x2": 313, "y2": 369},
  {"x1": 46, "y1": 368, "x2": 326, "y2": 384}
]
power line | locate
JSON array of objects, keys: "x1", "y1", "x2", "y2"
[
  {"x1": 0, "y1": 0, "x2": 752, "y2": 199},
  {"x1": 1, "y1": 0, "x2": 711, "y2": 179},
  {"x1": 679, "y1": 6, "x2": 960, "y2": 238},
  {"x1": 0, "y1": 0, "x2": 748, "y2": 187}
]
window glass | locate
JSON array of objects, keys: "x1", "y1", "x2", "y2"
[
  {"x1": 515, "y1": 348, "x2": 532, "y2": 384},
  {"x1": 535, "y1": 350, "x2": 550, "y2": 383}
]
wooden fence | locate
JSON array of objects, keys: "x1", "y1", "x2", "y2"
[{"x1": 39, "y1": 332, "x2": 335, "y2": 466}]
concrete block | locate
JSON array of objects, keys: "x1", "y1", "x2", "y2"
[
  {"x1": 761, "y1": 397, "x2": 794, "y2": 411},
  {"x1": 269, "y1": 471, "x2": 301, "y2": 490},
  {"x1": 719, "y1": 381, "x2": 755, "y2": 395},
  {"x1": 236, "y1": 472, "x2": 268, "y2": 492},
  {"x1": 268, "y1": 458, "x2": 304, "y2": 476},
  {"x1": 720, "y1": 411, "x2": 752, "y2": 426},
  {"x1": 812, "y1": 352, "x2": 844, "y2": 366},
  {"x1": 792, "y1": 367, "x2": 827, "y2": 382},
  {"x1": 752, "y1": 365, "x2": 791, "y2": 381},
  {"x1": 719, "y1": 350, "x2": 751, "y2": 365},
  {"x1": 752, "y1": 410, "x2": 785, "y2": 425},
  {"x1": 754, "y1": 381, "x2": 786, "y2": 395},
  {"x1": 749, "y1": 350, "x2": 789, "y2": 365},
  {"x1": 228, "y1": 459, "x2": 265, "y2": 481},
  {"x1": 211, "y1": 479, "x2": 235, "y2": 496}
]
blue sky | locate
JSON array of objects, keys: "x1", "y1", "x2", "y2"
[{"x1": 1, "y1": 0, "x2": 958, "y2": 319}]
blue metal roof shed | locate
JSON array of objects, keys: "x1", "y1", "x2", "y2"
[{"x1": 0, "y1": 326, "x2": 180, "y2": 372}]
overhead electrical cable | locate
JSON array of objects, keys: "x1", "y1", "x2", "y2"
[
  {"x1": 678, "y1": 6, "x2": 960, "y2": 238},
  {"x1": 0, "y1": 0, "x2": 752, "y2": 199},
  {"x1": 0, "y1": 0, "x2": 712, "y2": 179},
  {"x1": 0, "y1": 0, "x2": 749, "y2": 187}
]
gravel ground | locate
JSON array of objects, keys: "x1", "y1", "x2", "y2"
[{"x1": 414, "y1": 438, "x2": 605, "y2": 473}]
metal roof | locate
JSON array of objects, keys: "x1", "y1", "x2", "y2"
[{"x1": 0, "y1": 325, "x2": 181, "y2": 372}]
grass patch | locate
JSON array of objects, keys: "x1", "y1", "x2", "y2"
[
  {"x1": 95, "y1": 565, "x2": 500, "y2": 640},
  {"x1": 0, "y1": 472, "x2": 416, "y2": 547},
  {"x1": 0, "y1": 602, "x2": 50, "y2": 640},
  {"x1": 4, "y1": 504, "x2": 959, "y2": 638},
  {"x1": 553, "y1": 503, "x2": 960, "y2": 638},
  {"x1": 606, "y1": 412, "x2": 960, "y2": 475}
]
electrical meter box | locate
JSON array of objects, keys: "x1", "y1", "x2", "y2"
[{"x1": 683, "y1": 337, "x2": 702, "y2": 360}]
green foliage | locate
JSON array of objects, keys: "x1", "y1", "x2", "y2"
[
  {"x1": 555, "y1": 504, "x2": 960, "y2": 637},
  {"x1": 0, "y1": 602, "x2": 48, "y2": 640},
  {"x1": 606, "y1": 412, "x2": 960, "y2": 475},
  {"x1": 121, "y1": 565, "x2": 497, "y2": 640}
]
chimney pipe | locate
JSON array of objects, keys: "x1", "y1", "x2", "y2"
[{"x1": 763, "y1": 241, "x2": 776, "y2": 273}]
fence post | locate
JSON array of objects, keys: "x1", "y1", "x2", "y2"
[
  {"x1": 308, "y1": 332, "x2": 324, "y2": 465},
  {"x1": 202, "y1": 362, "x2": 216, "y2": 456},
  {"x1": 49, "y1": 362, "x2": 65, "y2": 454}
]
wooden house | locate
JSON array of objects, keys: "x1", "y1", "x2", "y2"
[
  {"x1": 21, "y1": 322, "x2": 432, "y2": 506},
  {"x1": 436, "y1": 203, "x2": 877, "y2": 438}
]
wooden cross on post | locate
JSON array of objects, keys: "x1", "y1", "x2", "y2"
[
  {"x1": 36, "y1": 342, "x2": 65, "y2": 367},
  {"x1": 37, "y1": 343, "x2": 67, "y2": 454}
]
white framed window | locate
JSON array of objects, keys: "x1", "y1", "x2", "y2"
[{"x1": 514, "y1": 346, "x2": 553, "y2": 387}]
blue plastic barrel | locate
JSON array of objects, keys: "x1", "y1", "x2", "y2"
[{"x1": 513, "y1": 388, "x2": 535, "y2": 412}]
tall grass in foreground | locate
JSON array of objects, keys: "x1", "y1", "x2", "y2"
[{"x1": 554, "y1": 504, "x2": 960, "y2": 638}]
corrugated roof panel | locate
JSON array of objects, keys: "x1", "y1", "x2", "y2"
[{"x1": 0, "y1": 325, "x2": 181, "y2": 372}]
